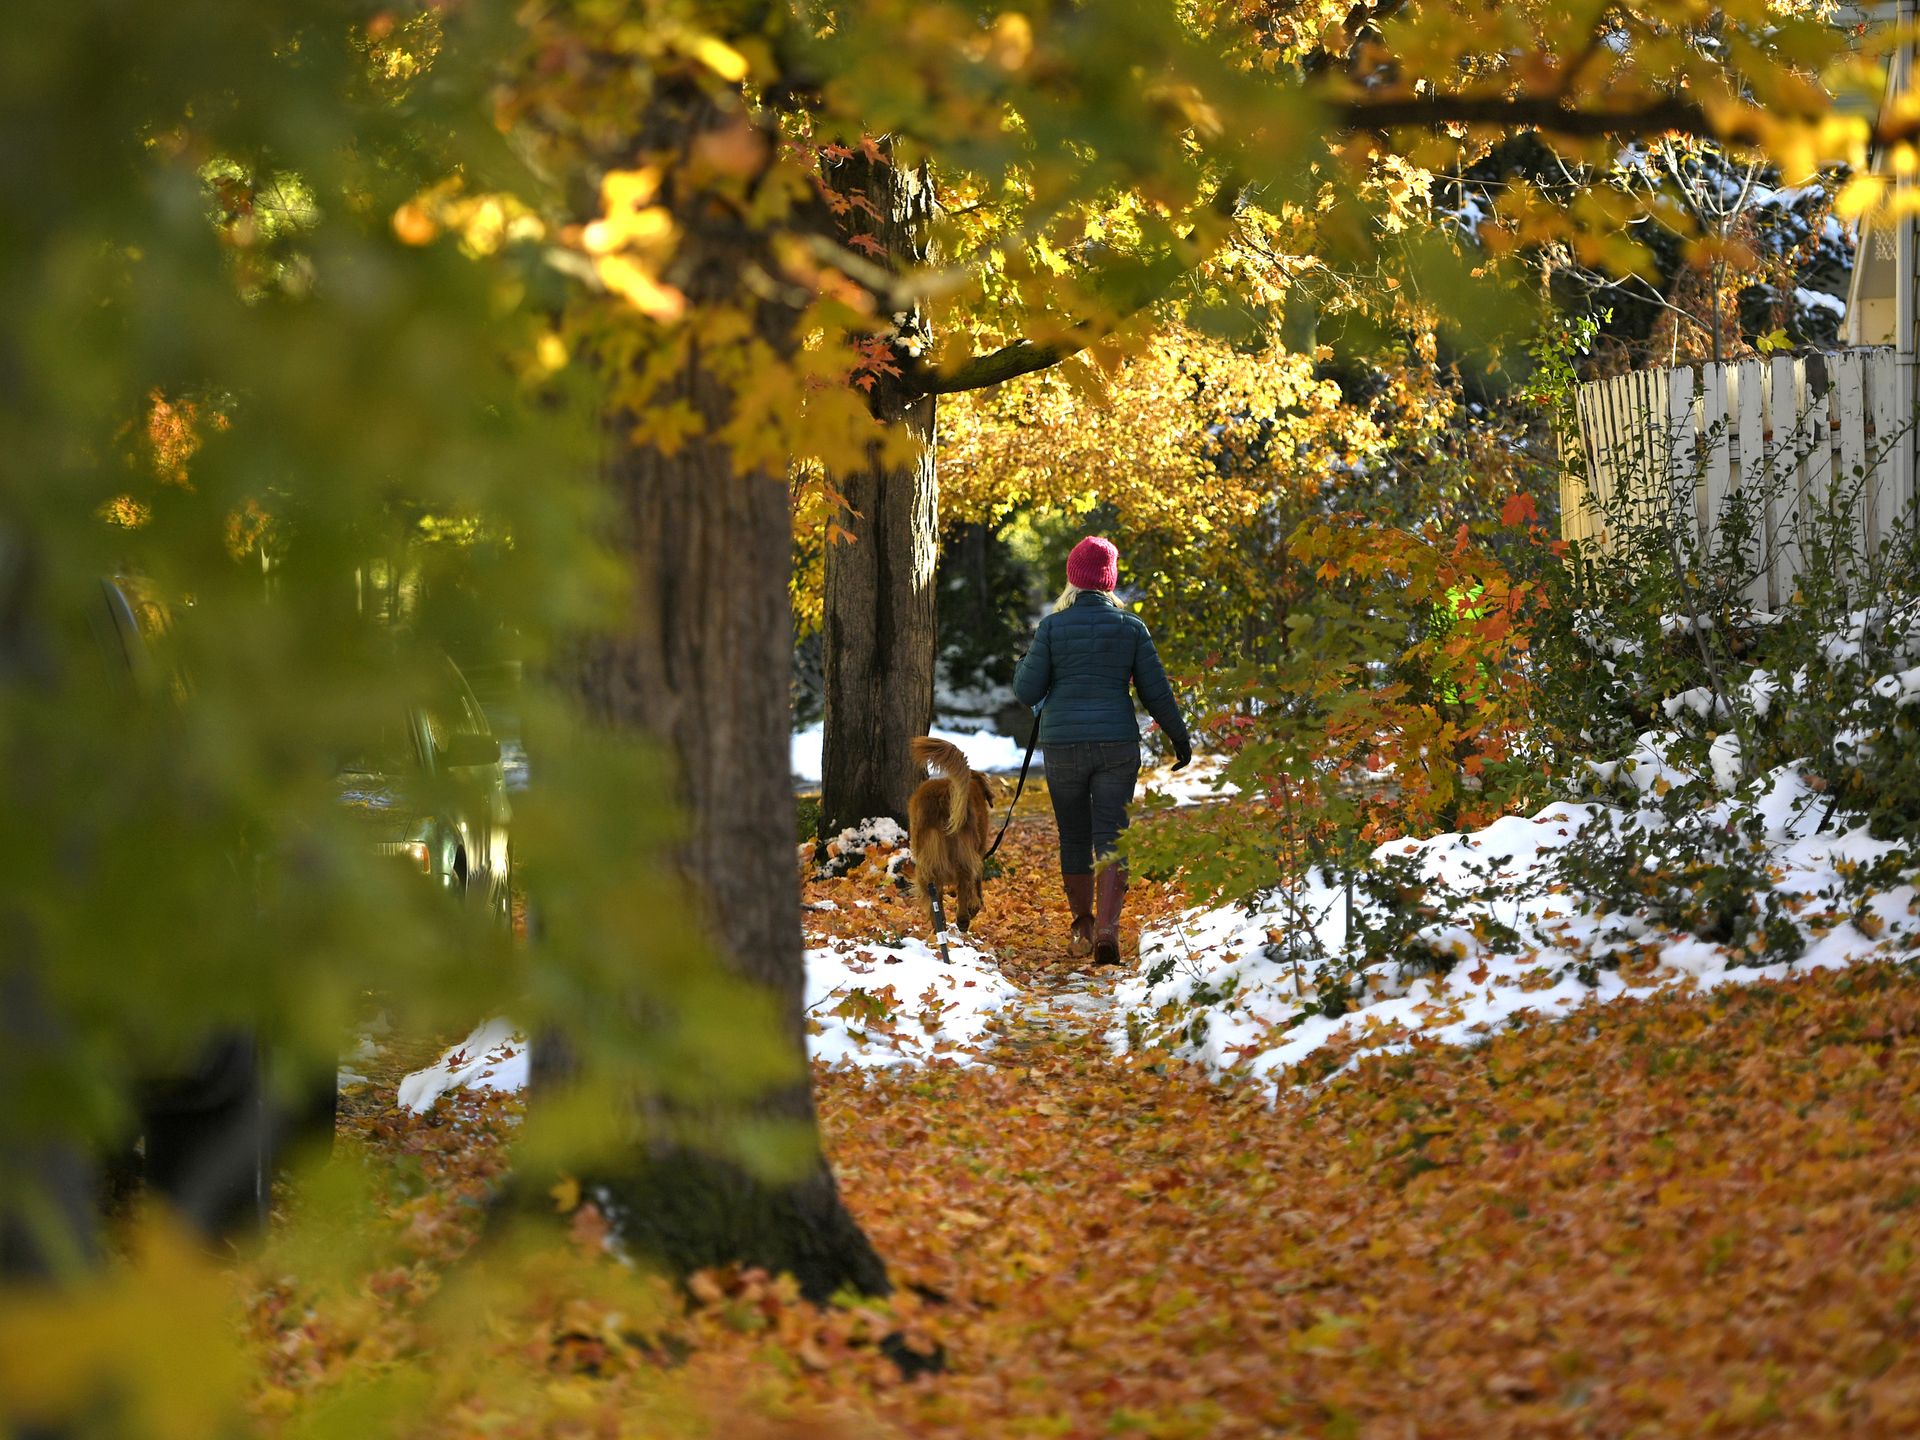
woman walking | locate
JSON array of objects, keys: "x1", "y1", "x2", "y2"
[{"x1": 1014, "y1": 536, "x2": 1191, "y2": 967}]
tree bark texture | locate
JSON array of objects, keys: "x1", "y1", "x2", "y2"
[
  {"x1": 819, "y1": 145, "x2": 939, "y2": 837},
  {"x1": 553, "y1": 82, "x2": 887, "y2": 1302}
]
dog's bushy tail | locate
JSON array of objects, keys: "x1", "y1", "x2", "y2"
[{"x1": 910, "y1": 735, "x2": 973, "y2": 836}]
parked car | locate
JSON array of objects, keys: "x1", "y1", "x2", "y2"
[
  {"x1": 333, "y1": 654, "x2": 514, "y2": 926},
  {"x1": 91, "y1": 577, "x2": 514, "y2": 1239},
  {"x1": 99, "y1": 576, "x2": 515, "y2": 919}
]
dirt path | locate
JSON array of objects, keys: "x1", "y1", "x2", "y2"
[
  {"x1": 932, "y1": 813, "x2": 1190, "y2": 1062},
  {"x1": 799, "y1": 796, "x2": 1192, "y2": 1065}
]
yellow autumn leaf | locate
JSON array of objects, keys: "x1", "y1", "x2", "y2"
[
  {"x1": 596, "y1": 254, "x2": 687, "y2": 322},
  {"x1": 1833, "y1": 172, "x2": 1883, "y2": 220},
  {"x1": 991, "y1": 12, "x2": 1034, "y2": 70},
  {"x1": 688, "y1": 34, "x2": 750, "y2": 82},
  {"x1": 602, "y1": 165, "x2": 663, "y2": 214}
]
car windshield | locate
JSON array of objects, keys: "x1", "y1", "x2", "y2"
[
  {"x1": 338, "y1": 718, "x2": 413, "y2": 776},
  {"x1": 335, "y1": 658, "x2": 492, "y2": 777},
  {"x1": 419, "y1": 661, "x2": 492, "y2": 757}
]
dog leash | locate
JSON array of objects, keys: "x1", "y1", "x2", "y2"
[{"x1": 982, "y1": 710, "x2": 1041, "y2": 862}]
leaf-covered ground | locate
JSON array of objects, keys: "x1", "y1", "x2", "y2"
[{"x1": 257, "y1": 810, "x2": 1920, "y2": 1438}]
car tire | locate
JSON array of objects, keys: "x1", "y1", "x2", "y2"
[
  {"x1": 496, "y1": 849, "x2": 514, "y2": 931},
  {"x1": 140, "y1": 1038, "x2": 272, "y2": 1240},
  {"x1": 139, "y1": 1042, "x2": 338, "y2": 1242}
]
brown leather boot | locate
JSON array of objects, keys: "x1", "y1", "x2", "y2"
[
  {"x1": 1093, "y1": 863, "x2": 1127, "y2": 967},
  {"x1": 1063, "y1": 874, "x2": 1095, "y2": 958}
]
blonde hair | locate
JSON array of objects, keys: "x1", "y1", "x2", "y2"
[{"x1": 1053, "y1": 582, "x2": 1123, "y2": 613}]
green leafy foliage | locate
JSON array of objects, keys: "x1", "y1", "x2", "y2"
[
  {"x1": 0, "y1": 0, "x2": 1900, "y2": 1434},
  {"x1": 1540, "y1": 405, "x2": 1920, "y2": 835},
  {"x1": 0, "y1": 9, "x2": 780, "y2": 1432}
]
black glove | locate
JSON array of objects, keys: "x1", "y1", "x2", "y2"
[{"x1": 1171, "y1": 740, "x2": 1192, "y2": 772}]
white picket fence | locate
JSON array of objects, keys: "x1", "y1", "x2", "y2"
[{"x1": 1569, "y1": 347, "x2": 1916, "y2": 608}]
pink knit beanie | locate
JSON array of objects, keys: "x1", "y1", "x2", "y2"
[{"x1": 1066, "y1": 536, "x2": 1118, "y2": 592}]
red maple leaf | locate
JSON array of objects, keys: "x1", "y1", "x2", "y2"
[{"x1": 1501, "y1": 491, "x2": 1539, "y2": 527}]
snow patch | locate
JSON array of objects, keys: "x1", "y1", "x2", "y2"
[
  {"x1": 1662, "y1": 686, "x2": 1725, "y2": 723},
  {"x1": 825, "y1": 816, "x2": 908, "y2": 854},
  {"x1": 1708, "y1": 731, "x2": 1744, "y2": 792},
  {"x1": 1796, "y1": 286, "x2": 1847, "y2": 320},
  {"x1": 792, "y1": 724, "x2": 1028, "y2": 784},
  {"x1": 1114, "y1": 766, "x2": 1919, "y2": 1086},
  {"x1": 396, "y1": 1018, "x2": 529, "y2": 1113},
  {"x1": 1139, "y1": 755, "x2": 1241, "y2": 807},
  {"x1": 806, "y1": 932, "x2": 1018, "y2": 1067}
]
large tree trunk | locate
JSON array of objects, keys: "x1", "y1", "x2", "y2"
[
  {"x1": 549, "y1": 81, "x2": 887, "y2": 1302},
  {"x1": 819, "y1": 146, "x2": 939, "y2": 837}
]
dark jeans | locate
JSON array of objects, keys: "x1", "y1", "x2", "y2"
[{"x1": 1043, "y1": 739, "x2": 1141, "y2": 877}]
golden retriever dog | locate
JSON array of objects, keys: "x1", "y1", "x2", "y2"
[{"x1": 907, "y1": 736, "x2": 996, "y2": 939}]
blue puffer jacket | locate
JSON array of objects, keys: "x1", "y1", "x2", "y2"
[{"x1": 1013, "y1": 591, "x2": 1192, "y2": 754}]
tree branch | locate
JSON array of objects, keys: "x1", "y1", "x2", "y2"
[
  {"x1": 1556, "y1": 260, "x2": 1721, "y2": 346},
  {"x1": 902, "y1": 251, "x2": 1187, "y2": 397},
  {"x1": 1329, "y1": 91, "x2": 1750, "y2": 143},
  {"x1": 911, "y1": 335, "x2": 1088, "y2": 396},
  {"x1": 900, "y1": 183, "x2": 1242, "y2": 397}
]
